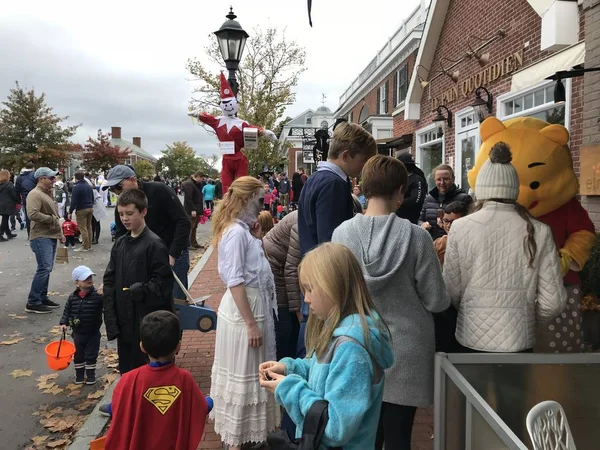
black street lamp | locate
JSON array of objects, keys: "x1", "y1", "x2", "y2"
[
  {"x1": 214, "y1": 7, "x2": 249, "y2": 97},
  {"x1": 471, "y1": 86, "x2": 493, "y2": 122}
]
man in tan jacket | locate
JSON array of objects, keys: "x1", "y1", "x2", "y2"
[{"x1": 25, "y1": 167, "x2": 65, "y2": 314}]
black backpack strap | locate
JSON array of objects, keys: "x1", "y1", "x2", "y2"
[{"x1": 299, "y1": 400, "x2": 329, "y2": 450}]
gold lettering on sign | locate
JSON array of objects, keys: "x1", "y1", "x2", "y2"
[
  {"x1": 580, "y1": 146, "x2": 600, "y2": 196},
  {"x1": 430, "y1": 49, "x2": 524, "y2": 111}
]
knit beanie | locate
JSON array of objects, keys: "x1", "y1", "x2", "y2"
[{"x1": 475, "y1": 142, "x2": 520, "y2": 201}]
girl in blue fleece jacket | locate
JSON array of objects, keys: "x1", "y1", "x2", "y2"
[{"x1": 260, "y1": 242, "x2": 394, "y2": 450}]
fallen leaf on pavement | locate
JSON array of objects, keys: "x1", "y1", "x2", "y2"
[
  {"x1": 76, "y1": 400, "x2": 95, "y2": 411},
  {"x1": 8, "y1": 331, "x2": 21, "y2": 338},
  {"x1": 8, "y1": 314, "x2": 16, "y2": 317},
  {"x1": 11, "y1": 369, "x2": 33, "y2": 378},
  {"x1": 33, "y1": 337, "x2": 48, "y2": 343},
  {"x1": 68, "y1": 389, "x2": 82, "y2": 398},
  {"x1": 46, "y1": 438, "x2": 71, "y2": 448},
  {"x1": 37, "y1": 381, "x2": 56, "y2": 390},
  {"x1": 65, "y1": 383, "x2": 82, "y2": 391},
  {"x1": 48, "y1": 327, "x2": 62, "y2": 336},
  {"x1": 87, "y1": 390, "x2": 104, "y2": 400},
  {"x1": 43, "y1": 386, "x2": 64, "y2": 395},
  {"x1": 1, "y1": 338, "x2": 25, "y2": 345},
  {"x1": 37, "y1": 374, "x2": 59, "y2": 383},
  {"x1": 12, "y1": 315, "x2": 27, "y2": 319},
  {"x1": 47, "y1": 291, "x2": 61, "y2": 296},
  {"x1": 31, "y1": 435, "x2": 49, "y2": 445},
  {"x1": 101, "y1": 373, "x2": 118, "y2": 385}
]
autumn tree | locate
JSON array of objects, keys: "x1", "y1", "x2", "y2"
[
  {"x1": 82, "y1": 129, "x2": 131, "y2": 174},
  {"x1": 0, "y1": 82, "x2": 80, "y2": 170},
  {"x1": 186, "y1": 26, "x2": 305, "y2": 176},
  {"x1": 157, "y1": 141, "x2": 201, "y2": 179},
  {"x1": 134, "y1": 159, "x2": 156, "y2": 180},
  {"x1": 197, "y1": 154, "x2": 220, "y2": 179}
]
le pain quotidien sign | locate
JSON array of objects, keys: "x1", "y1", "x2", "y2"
[
  {"x1": 430, "y1": 49, "x2": 524, "y2": 111},
  {"x1": 580, "y1": 146, "x2": 600, "y2": 196}
]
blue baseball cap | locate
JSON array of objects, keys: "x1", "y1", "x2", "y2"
[
  {"x1": 34, "y1": 167, "x2": 59, "y2": 179},
  {"x1": 72, "y1": 266, "x2": 96, "y2": 281},
  {"x1": 102, "y1": 165, "x2": 136, "y2": 190}
]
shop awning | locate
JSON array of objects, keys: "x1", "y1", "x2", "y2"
[
  {"x1": 511, "y1": 41, "x2": 585, "y2": 92},
  {"x1": 376, "y1": 134, "x2": 413, "y2": 150}
]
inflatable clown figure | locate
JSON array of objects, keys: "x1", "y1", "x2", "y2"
[
  {"x1": 468, "y1": 117, "x2": 596, "y2": 353},
  {"x1": 189, "y1": 72, "x2": 277, "y2": 193}
]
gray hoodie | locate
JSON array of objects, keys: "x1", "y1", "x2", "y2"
[{"x1": 332, "y1": 213, "x2": 450, "y2": 406}]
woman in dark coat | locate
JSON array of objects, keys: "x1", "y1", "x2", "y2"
[
  {"x1": 0, "y1": 169, "x2": 18, "y2": 241},
  {"x1": 291, "y1": 172, "x2": 303, "y2": 207}
]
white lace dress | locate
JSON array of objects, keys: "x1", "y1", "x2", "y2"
[{"x1": 210, "y1": 221, "x2": 280, "y2": 446}]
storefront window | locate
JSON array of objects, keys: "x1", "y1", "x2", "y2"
[
  {"x1": 498, "y1": 80, "x2": 570, "y2": 128},
  {"x1": 417, "y1": 127, "x2": 444, "y2": 188},
  {"x1": 455, "y1": 110, "x2": 480, "y2": 192}
]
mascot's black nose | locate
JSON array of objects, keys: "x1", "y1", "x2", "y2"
[{"x1": 530, "y1": 181, "x2": 540, "y2": 190}]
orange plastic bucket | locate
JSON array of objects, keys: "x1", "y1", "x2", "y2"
[
  {"x1": 44, "y1": 336, "x2": 76, "y2": 371},
  {"x1": 90, "y1": 436, "x2": 106, "y2": 450}
]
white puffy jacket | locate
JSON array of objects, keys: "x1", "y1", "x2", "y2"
[{"x1": 443, "y1": 202, "x2": 567, "y2": 352}]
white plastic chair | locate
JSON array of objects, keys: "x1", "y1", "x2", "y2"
[{"x1": 526, "y1": 400, "x2": 577, "y2": 450}]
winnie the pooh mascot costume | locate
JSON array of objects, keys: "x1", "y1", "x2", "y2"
[{"x1": 468, "y1": 117, "x2": 595, "y2": 352}]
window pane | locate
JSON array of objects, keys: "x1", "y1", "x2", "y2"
[
  {"x1": 545, "y1": 85, "x2": 554, "y2": 103},
  {"x1": 534, "y1": 89, "x2": 544, "y2": 107},
  {"x1": 421, "y1": 142, "x2": 443, "y2": 188},
  {"x1": 460, "y1": 136, "x2": 476, "y2": 191},
  {"x1": 524, "y1": 93, "x2": 533, "y2": 110},
  {"x1": 514, "y1": 98, "x2": 523, "y2": 113},
  {"x1": 529, "y1": 105, "x2": 565, "y2": 125},
  {"x1": 505, "y1": 101, "x2": 514, "y2": 115}
]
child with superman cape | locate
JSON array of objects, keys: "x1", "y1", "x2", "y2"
[{"x1": 105, "y1": 311, "x2": 210, "y2": 450}]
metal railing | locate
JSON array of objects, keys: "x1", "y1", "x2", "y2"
[{"x1": 434, "y1": 353, "x2": 600, "y2": 449}]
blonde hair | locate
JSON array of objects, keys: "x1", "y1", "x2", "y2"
[
  {"x1": 212, "y1": 176, "x2": 263, "y2": 245},
  {"x1": 298, "y1": 243, "x2": 387, "y2": 359},
  {"x1": 0, "y1": 169, "x2": 9, "y2": 183},
  {"x1": 328, "y1": 122, "x2": 377, "y2": 159},
  {"x1": 258, "y1": 210, "x2": 274, "y2": 236}
]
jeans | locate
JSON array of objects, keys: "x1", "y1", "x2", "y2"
[
  {"x1": 27, "y1": 238, "x2": 57, "y2": 305},
  {"x1": 172, "y1": 248, "x2": 190, "y2": 301},
  {"x1": 73, "y1": 331, "x2": 101, "y2": 367}
]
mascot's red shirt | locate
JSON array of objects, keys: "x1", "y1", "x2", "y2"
[
  {"x1": 198, "y1": 112, "x2": 260, "y2": 155},
  {"x1": 105, "y1": 363, "x2": 208, "y2": 450},
  {"x1": 537, "y1": 198, "x2": 595, "y2": 285}
]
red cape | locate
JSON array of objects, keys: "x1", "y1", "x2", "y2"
[{"x1": 106, "y1": 364, "x2": 208, "y2": 450}]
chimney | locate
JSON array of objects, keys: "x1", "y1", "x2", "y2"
[
  {"x1": 132, "y1": 137, "x2": 141, "y2": 147},
  {"x1": 111, "y1": 126, "x2": 121, "y2": 139}
]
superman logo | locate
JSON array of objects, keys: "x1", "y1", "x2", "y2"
[{"x1": 143, "y1": 385, "x2": 181, "y2": 415}]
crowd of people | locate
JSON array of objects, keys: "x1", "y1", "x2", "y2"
[{"x1": 3, "y1": 117, "x2": 588, "y2": 449}]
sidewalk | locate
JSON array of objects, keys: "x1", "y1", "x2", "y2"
[{"x1": 180, "y1": 249, "x2": 434, "y2": 450}]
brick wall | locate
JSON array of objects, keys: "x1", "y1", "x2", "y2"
[
  {"x1": 348, "y1": 52, "x2": 418, "y2": 125},
  {"x1": 412, "y1": 0, "x2": 584, "y2": 170},
  {"x1": 582, "y1": 0, "x2": 600, "y2": 228}
]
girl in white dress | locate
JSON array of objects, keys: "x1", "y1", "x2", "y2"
[{"x1": 210, "y1": 176, "x2": 279, "y2": 449}]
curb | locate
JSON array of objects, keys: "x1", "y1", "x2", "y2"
[
  {"x1": 67, "y1": 378, "x2": 118, "y2": 449},
  {"x1": 67, "y1": 246, "x2": 214, "y2": 449}
]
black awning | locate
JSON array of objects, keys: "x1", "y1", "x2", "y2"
[{"x1": 376, "y1": 134, "x2": 413, "y2": 150}]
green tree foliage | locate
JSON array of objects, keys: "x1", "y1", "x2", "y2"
[
  {"x1": 0, "y1": 82, "x2": 80, "y2": 170},
  {"x1": 134, "y1": 159, "x2": 156, "y2": 180},
  {"x1": 186, "y1": 27, "x2": 305, "y2": 177},
  {"x1": 157, "y1": 141, "x2": 202, "y2": 179},
  {"x1": 82, "y1": 129, "x2": 131, "y2": 173}
]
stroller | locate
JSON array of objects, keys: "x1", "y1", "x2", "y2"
[{"x1": 110, "y1": 222, "x2": 117, "y2": 241}]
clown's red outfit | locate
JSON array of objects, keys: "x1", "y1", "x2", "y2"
[
  {"x1": 196, "y1": 112, "x2": 260, "y2": 193},
  {"x1": 191, "y1": 73, "x2": 276, "y2": 193}
]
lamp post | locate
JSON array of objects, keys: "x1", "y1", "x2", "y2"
[
  {"x1": 214, "y1": 7, "x2": 249, "y2": 97},
  {"x1": 433, "y1": 105, "x2": 453, "y2": 135},
  {"x1": 471, "y1": 86, "x2": 493, "y2": 122}
]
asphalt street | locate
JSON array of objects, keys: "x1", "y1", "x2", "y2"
[{"x1": 0, "y1": 200, "x2": 212, "y2": 449}]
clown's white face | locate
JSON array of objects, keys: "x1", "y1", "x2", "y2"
[{"x1": 220, "y1": 97, "x2": 239, "y2": 117}]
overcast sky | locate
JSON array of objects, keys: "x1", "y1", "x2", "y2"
[{"x1": 0, "y1": 0, "x2": 421, "y2": 159}]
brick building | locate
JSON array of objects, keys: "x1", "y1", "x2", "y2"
[
  {"x1": 110, "y1": 126, "x2": 157, "y2": 166},
  {"x1": 582, "y1": 0, "x2": 600, "y2": 224},
  {"x1": 401, "y1": 0, "x2": 593, "y2": 223},
  {"x1": 334, "y1": 1, "x2": 429, "y2": 155}
]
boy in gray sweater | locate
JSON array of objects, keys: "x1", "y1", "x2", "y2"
[{"x1": 332, "y1": 155, "x2": 450, "y2": 450}]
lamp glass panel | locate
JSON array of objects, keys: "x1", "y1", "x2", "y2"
[
  {"x1": 217, "y1": 36, "x2": 230, "y2": 61},
  {"x1": 227, "y1": 38, "x2": 242, "y2": 61},
  {"x1": 524, "y1": 93, "x2": 533, "y2": 110}
]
